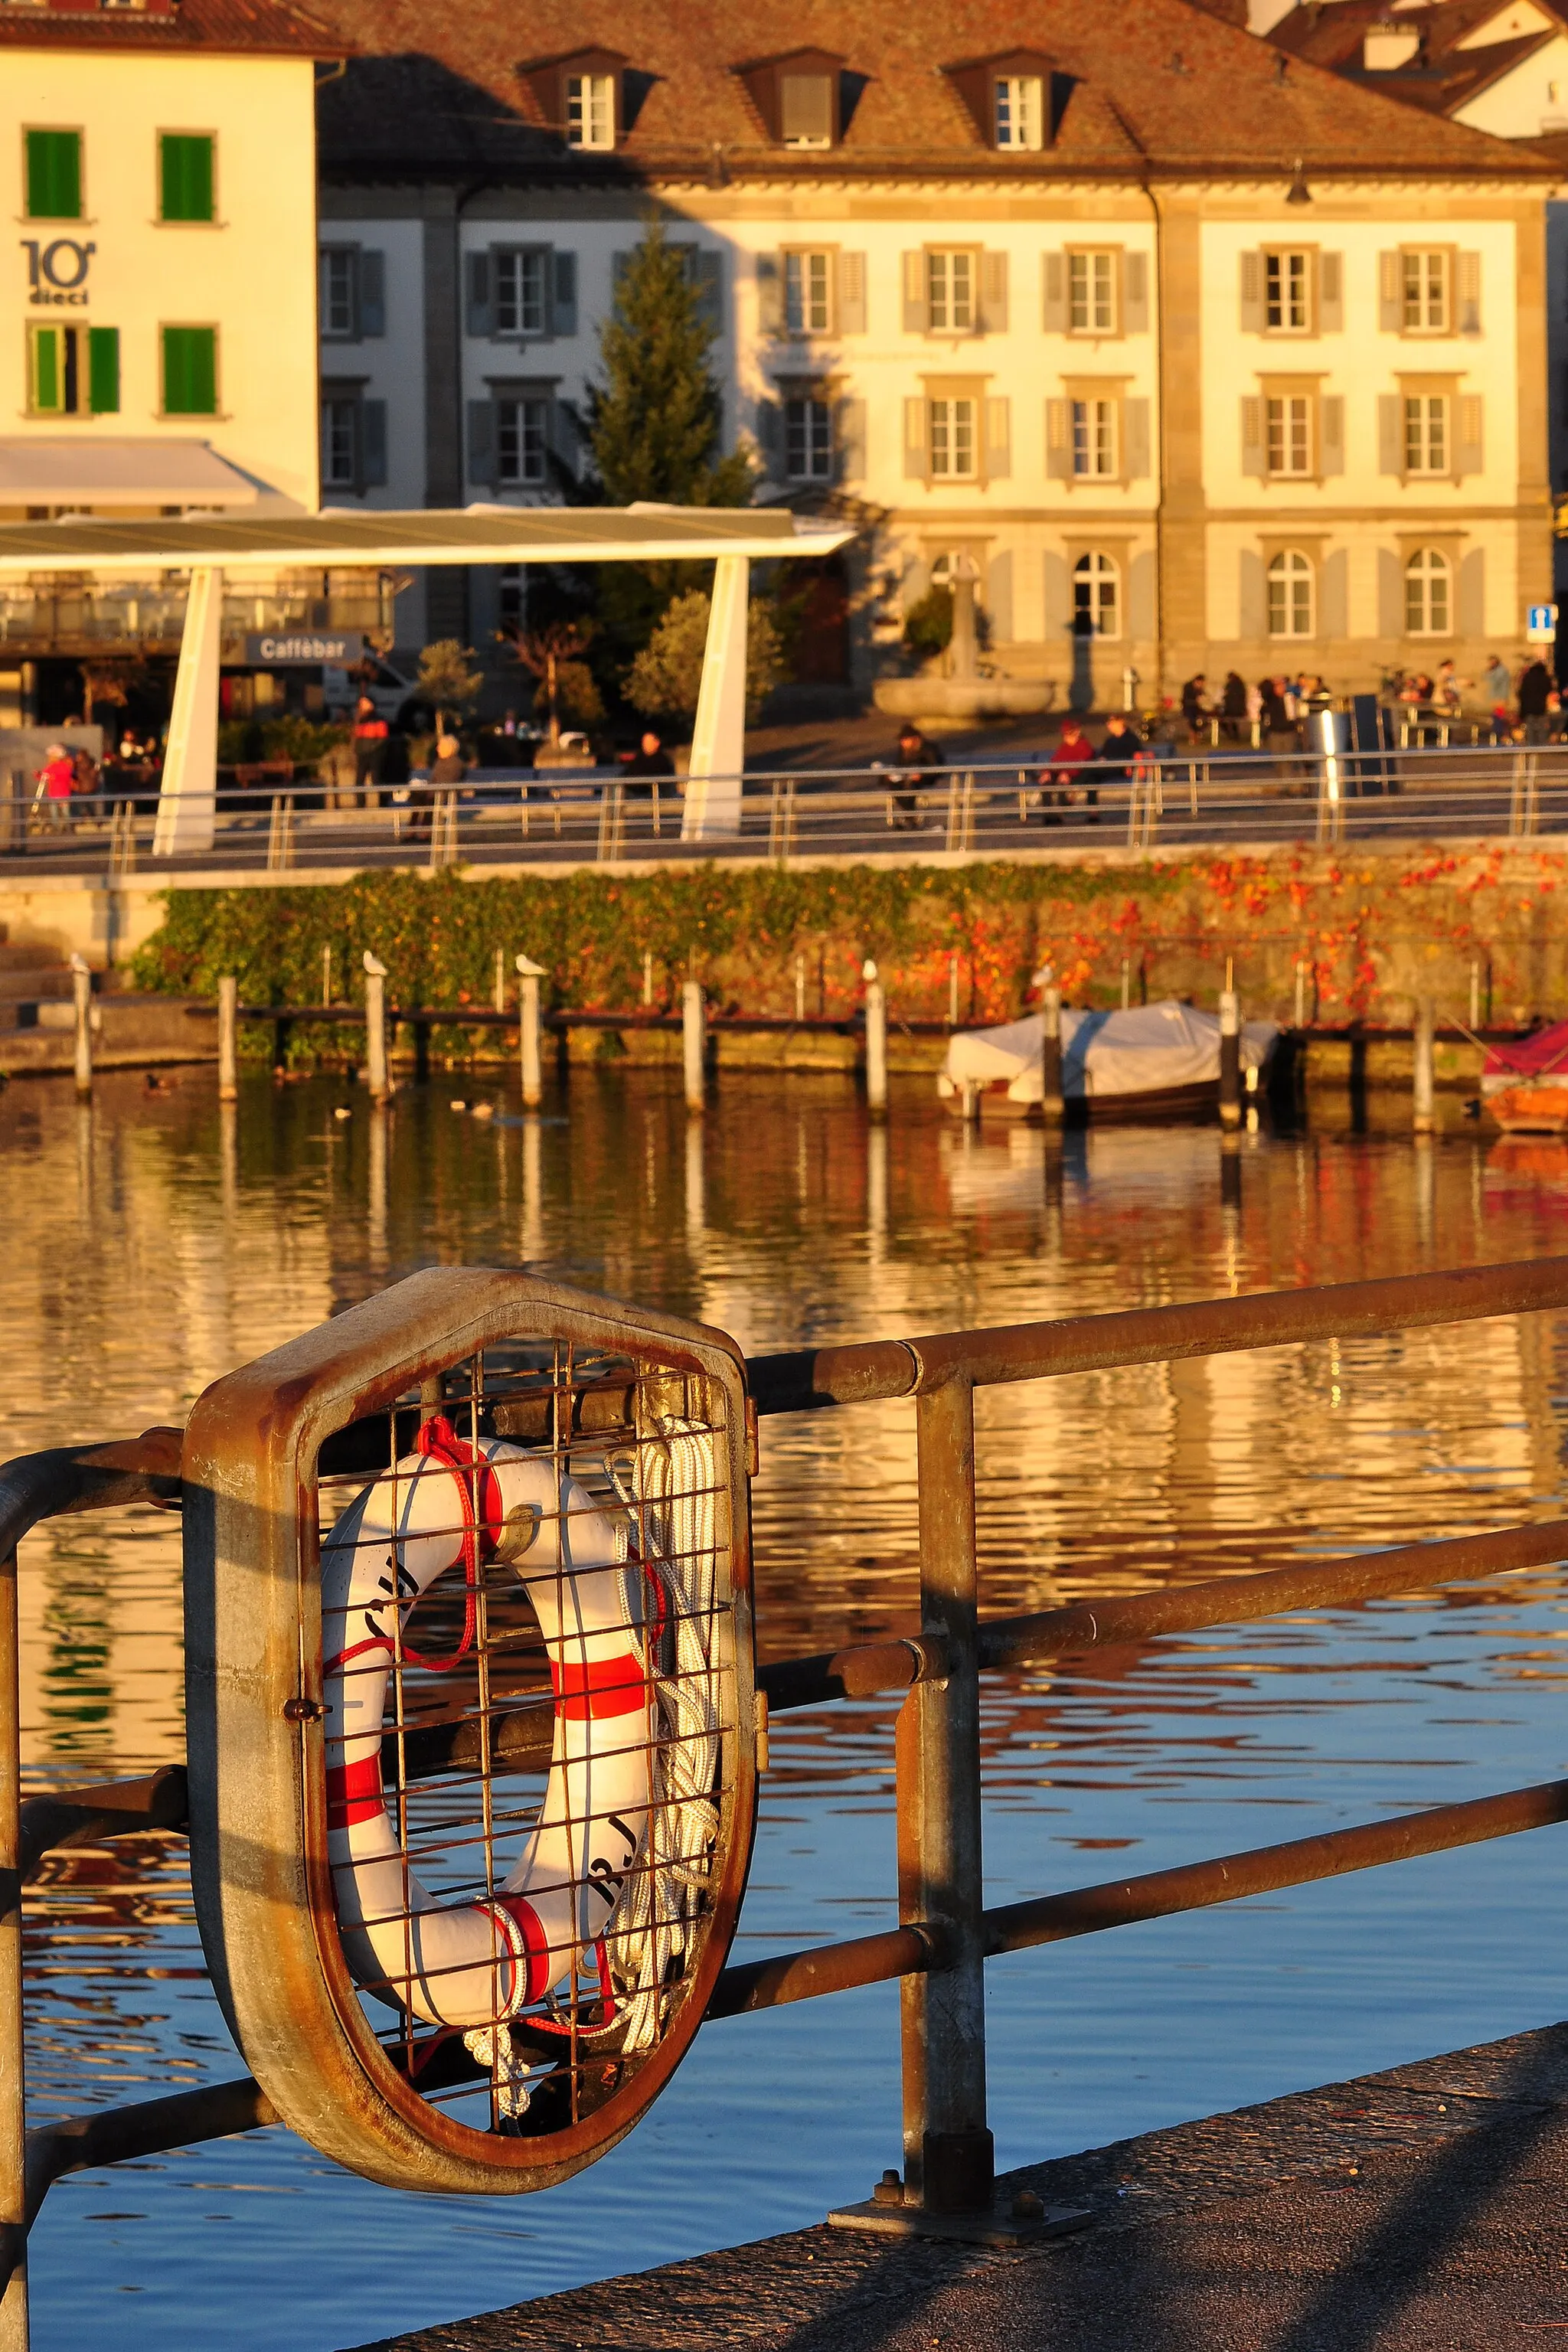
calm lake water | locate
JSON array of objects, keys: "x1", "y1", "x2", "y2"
[{"x1": 8, "y1": 1066, "x2": 1568, "y2": 2349}]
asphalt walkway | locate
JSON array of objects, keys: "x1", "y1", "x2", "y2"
[{"x1": 345, "y1": 2020, "x2": 1568, "y2": 2351}]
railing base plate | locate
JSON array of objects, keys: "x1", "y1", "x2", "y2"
[{"x1": 827, "y1": 2191, "x2": 1091, "y2": 2249}]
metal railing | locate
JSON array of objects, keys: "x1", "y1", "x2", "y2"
[
  {"x1": 8, "y1": 1255, "x2": 1568, "y2": 2334},
  {"x1": 8, "y1": 740, "x2": 1568, "y2": 881}
]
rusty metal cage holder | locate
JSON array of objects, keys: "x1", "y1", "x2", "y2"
[
  {"x1": 182, "y1": 1268, "x2": 757, "y2": 2196},
  {"x1": 9, "y1": 1256, "x2": 1568, "y2": 2337}
]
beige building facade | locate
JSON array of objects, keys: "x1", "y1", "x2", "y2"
[{"x1": 313, "y1": 0, "x2": 1560, "y2": 702}]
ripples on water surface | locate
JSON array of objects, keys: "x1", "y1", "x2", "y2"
[{"x1": 7, "y1": 1070, "x2": 1568, "y2": 2347}]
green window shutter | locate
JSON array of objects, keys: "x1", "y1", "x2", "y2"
[
  {"x1": 25, "y1": 129, "x2": 81, "y2": 220},
  {"x1": 88, "y1": 327, "x2": 119, "y2": 415},
  {"x1": 160, "y1": 134, "x2": 214, "y2": 223},
  {"x1": 162, "y1": 325, "x2": 217, "y2": 415},
  {"x1": 29, "y1": 326, "x2": 63, "y2": 414}
]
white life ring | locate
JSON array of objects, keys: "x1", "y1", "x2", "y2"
[{"x1": 321, "y1": 1416, "x2": 654, "y2": 2040}]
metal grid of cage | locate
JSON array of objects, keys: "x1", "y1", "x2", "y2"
[{"x1": 312, "y1": 1339, "x2": 737, "y2": 2146}]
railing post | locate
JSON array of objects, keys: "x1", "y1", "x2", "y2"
[
  {"x1": 863, "y1": 959, "x2": 887, "y2": 1121},
  {"x1": 217, "y1": 975, "x2": 238, "y2": 1102},
  {"x1": 516, "y1": 955, "x2": 545, "y2": 1112},
  {"x1": 897, "y1": 1375, "x2": 991, "y2": 2214},
  {"x1": 363, "y1": 951, "x2": 390, "y2": 1102},
  {"x1": 0, "y1": 1542, "x2": 28, "y2": 2352}
]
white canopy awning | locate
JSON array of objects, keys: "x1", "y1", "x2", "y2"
[
  {"x1": 0, "y1": 502, "x2": 853, "y2": 577},
  {"x1": 0, "y1": 438, "x2": 260, "y2": 510}
]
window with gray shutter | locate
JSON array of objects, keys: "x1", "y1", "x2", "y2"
[
  {"x1": 1457, "y1": 252, "x2": 1481, "y2": 333},
  {"x1": 1239, "y1": 549, "x2": 1266, "y2": 640},
  {"x1": 780, "y1": 73, "x2": 834, "y2": 148},
  {"x1": 987, "y1": 550, "x2": 1013, "y2": 642},
  {"x1": 1240, "y1": 251, "x2": 1263, "y2": 334},
  {"x1": 552, "y1": 251, "x2": 577, "y2": 337},
  {"x1": 980, "y1": 251, "x2": 1009, "y2": 334},
  {"x1": 1042, "y1": 252, "x2": 1067, "y2": 333},
  {"x1": 756, "y1": 253, "x2": 783, "y2": 335},
  {"x1": 677, "y1": 247, "x2": 724, "y2": 334},
  {"x1": 838, "y1": 253, "x2": 867, "y2": 334},
  {"x1": 1124, "y1": 251, "x2": 1149, "y2": 334},
  {"x1": 1045, "y1": 396, "x2": 1070, "y2": 481},
  {"x1": 755, "y1": 397, "x2": 783, "y2": 477},
  {"x1": 903, "y1": 396, "x2": 927, "y2": 479},
  {"x1": 1377, "y1": 394, "x2": 1402, "y2": 474},
  {"x1": 836, "y1": 394, "x2": 866, "y2": 483},
  {"x1": 699, "y1": 250, "x2": 724, "y2": 333},
  {"x1": 1378, "y1": 253, "x2": 1400, "y2": 333},
  {"x1": 985, "y1": 396, "x2": 1011, "y2": 479},
  {"x1": 1320, "y1": 548, "x2": 1348, "y2": 639},
  {"x1": 467, "y1": 398, "x2": 495, "y2": 488},
  {"x1": 1456, "y1": 391, "x2": 1483, "y2": 475},
  {"x1": 466, "y1": 252, "x2": 494, "y2": 340},
  {"x1": 1319, "y1": 252, "x2": 1342, "y2": 333},
  {"x1": 1321, "y1": 394, "x2": 1344, "y2": 475},
  {"x1": 1125, "y1": 397, "x2": 1151, "y2": 479},
  {"x1": 1459, "y1": 547, "x2": 1485, "y2": 635},
  {"x1": 361, "y1": 398, "x2": 387, "y2": 486},
  {"x1": 358, "y1": 251, "x2": 386, "y2": 338},
  {"x1": 902, "y1": 253, "x2": 926, "y2": 334},
  {"x1": 1240, "y1": 395, "x2": 1265, "y2": 477}
]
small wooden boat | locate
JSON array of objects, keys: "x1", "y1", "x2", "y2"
[{"x1": 939, "y1": 1000, "x2": 1279, "y2": 1125}]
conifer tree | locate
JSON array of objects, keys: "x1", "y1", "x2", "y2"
[
  {"x1": 586, "y1": 217, "x2": 753, "y2": 508},
  {"x1": 583, "y1": 217, "x2": 754, "y2": 673}
]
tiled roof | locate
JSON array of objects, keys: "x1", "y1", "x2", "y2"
[
  {"x1": 0, "y1": 0, "x2": 341, "y2": 58},
  {"x1": 310, "y1": 0, "x2": 1553, "y2": 181},
  {"x1": 1269, "y1": 0, "x2": 1566, "y2": 124}
]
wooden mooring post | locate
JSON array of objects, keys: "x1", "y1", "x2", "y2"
[
  {"x1": 864, "y1": 960, "x2": 888, "y2": 1120},
  {"x1": 1413, "y1": 997, "x2": 1436, "y2": 1135},
  {"x1": 516, "y1": 956, "x2": 546, "y2": 1112},
  {"x1": 363, "y1": 952, "x2": 390, "y2": 1102},
  {"x1": 683, "y1": 981, "x2": 707, "y2": 1116},
  {"x1": 1040, "y1": 984, "x2": 1064, "y2": 1127},
  {"x1": 1218, "y1": 960, "x2": 1241, "y2": 1130},
  {"x1": 217, "y1": 976, "x2": 238, "y2": 1102},
  {"x1": 70, "y1": 955, "x2": 92, "y2": 1099}
]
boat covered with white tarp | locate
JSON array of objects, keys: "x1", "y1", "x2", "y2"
[{"x1": 938, "y1": 998, "x2": 1280, "y2": 1122}]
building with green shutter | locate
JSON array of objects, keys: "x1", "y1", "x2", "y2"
[{"x1": 0, "y1": 0, "x2": 350, "y2": 727}]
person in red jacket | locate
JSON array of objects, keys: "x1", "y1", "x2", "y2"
[
  {"x1": 1037, "y1": 718, "x2": 1095, "y2": 826},
  {"x1": 34, "y1": 743, "x2": 75, "y2": 834},
  {"x1": 351, "y1": 694, "x2": 390, "y2": 806}
]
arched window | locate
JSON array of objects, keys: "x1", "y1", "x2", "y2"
[
  {"x1": 1266, "y1": 548, "x2": 1314, "y2": 639},
  {"x1": 1073, "y1": 550, "x2": 1120, "y2": 638},
  {"x1": 1404, "y1": 547, "x2": 1451, "y2": 637}
]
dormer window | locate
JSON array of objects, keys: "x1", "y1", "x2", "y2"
[
  {"x1": 945, "y1": 50, "x2": 1059, "y2": 149},
  {"x1": 518, "y1": 50, "x2": 629, "y2": 154},
  {"x1": 733, "y1": 51, "x2": 846, "y2": 149},
  {"x1": 567, "y1": 72, "x2": 616, "y2": 149},
  {"x1": 780, "y1": 74, "x2": 834, "y2": 148},
  {"x1": 994, "y1": 75, "x2": 1043, "y2": 150}
]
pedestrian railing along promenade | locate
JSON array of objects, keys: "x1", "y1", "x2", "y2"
[
  {"x1": 5, "y1": 1256, "x2": 1568, "y2": 2344},
  {"x1": 5, "y1": 743, "x2": 1568, "y2": 883}
]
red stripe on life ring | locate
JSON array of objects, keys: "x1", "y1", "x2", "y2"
[
  {"x1": 550, "y1": 1654, "x2": 649, "y2": 1720},
  {"x1": 489, "y1": 1893, "x2": 550, "y2": 2004},
  {"x1": 326, "y1": 1753, "x2": 385, "y2": 1831}
]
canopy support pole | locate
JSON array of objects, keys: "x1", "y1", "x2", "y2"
[
  {"x1": 682, "y1": 554, "x2": 748, "y2": 841},
  {"x1": 153, "y1": 565, "x2": 223, "y2": 859}
]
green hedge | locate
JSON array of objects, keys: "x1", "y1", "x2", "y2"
[{"x1": 130, "y1": 861, "x2": 1179, "y2": 1020}]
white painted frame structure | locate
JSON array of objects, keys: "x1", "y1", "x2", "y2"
[{"x1": 0, "y1": 507, "x2": 851, "y2": 851}]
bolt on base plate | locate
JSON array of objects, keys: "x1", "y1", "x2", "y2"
[{"x1": 828, "y1": 2174, "x2": 1093, "y2": 2249}]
